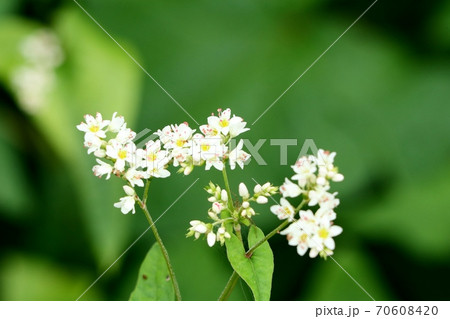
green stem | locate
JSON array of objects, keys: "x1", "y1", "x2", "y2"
[
  {"x1": 143, "y1": 179, "x2": 151, "y2": 205},
  {"x1": 137, "y1": 192, "x2": 182, "y2": 301},
  {"x1": 222, "y1": 166, "x2": 243, "y2": 241},
  {"x1": 246, "y1": 219, "x2": 290, "y2": 257},
  {"x1": 221, "y1": 165, "x2": 234, "y2": 210},
  {"x1": 218, "y1": 270, "x2": 240, "y2": 301},
  {"x1": 246, "y1": 199, "x2": 307, "y2": 257}
]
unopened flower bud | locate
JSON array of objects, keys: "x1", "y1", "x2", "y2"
[
  {"x1": 239, "y1": 182, "x2": 249, "y2": 199},
  {"x1": 256, "y1": 196, "x2": 268, "y2": 204},
  {"x1": 221, "y1": 189, "x2": 228, "y2": 202}
]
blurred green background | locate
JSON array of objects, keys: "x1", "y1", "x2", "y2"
[{"x1": 0, "y1": 0, "x2": 449, "y2": 301}]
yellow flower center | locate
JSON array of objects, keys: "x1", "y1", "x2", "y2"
[
  {"x1": 176, "y1": 139, "x2": 186, "y2": 147},
  {"x1": 318, "y1": 228, "x2": 329, "y2": 239},
  {"x1": 283, "y1": 207, "x2": 292, "y2": 216},
  {"x1": 201, "y1": 144, "x2": 210, "y2": 152},
  {"x1": 219, "y1": 119, "x2": 229, "y2": 128},
  {"x1": 147, "y1": 153, "x2": 157, "y2": 161},
  {"x1": 300, "y1": 233, "x2": 308, "y2": 242},
  {"x1": 118, "y1": 150, "x2": 127, "y2": 159},
  {"x1": 89, "y1": 125, "x2": 99, "y2": 133}
]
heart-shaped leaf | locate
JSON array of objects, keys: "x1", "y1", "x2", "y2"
[
  {"x1": 225, "y1": 225, "x2": 274, "y2": 300},
  {"x1": 129, "y1": 242, "x2": 175, "y2": 301}
]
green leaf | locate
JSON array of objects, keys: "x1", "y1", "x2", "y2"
[
  {"x1": 129, "y1": 242, "x2": 175, "y2": 301},
  {"x1": 225, "y1": 225, "x2": 274, "y2": 301}
]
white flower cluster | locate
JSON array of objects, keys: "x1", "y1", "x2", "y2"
[
  {"x1": 11, "y1": 29, "x2": 64, "y2": 114},
  {"x1": 77, "y1": 112, "x2": 171, "y2": 214},
  {"x1": 78, "y1": 108, "x2": 251, "y2": 215},
  {"x1": 271, "y1": 150, "x2": 344, "y2": 259},
  {"x1": 156, "y1": 108, "x2": 251, "y2": 175},
  {"x1": 187, "y1": 181, "x2": 277, "y2": 247}
]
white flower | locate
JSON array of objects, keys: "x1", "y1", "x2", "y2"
[
  {"x1": 108, "y1": 112, "x2": 125, "y2": 133},
  {"x1": 308, "y1": 188, "x2": 340, "y2": 209},
  {"x1": 106, "y1": 141, "x2": 136, "y2": 172},
  {"x1": 310, "y1": 217, "x2": 343, "y2": 253},
  {"x1": 137, "y1": 140, "x2": 171, "y2": 178},
  {"x1": 239, "y1": 182, "x2": 249, "y2": 199},
  {"x1": 163, "y1": 123, "x2": 195, "y2": 150},
  {"x1": 124, "y1": 167, "x2": 149, "y2": 187},
  {"x1": 92, "y1": 159, "x2": 113, "y2": 179},
  {"x1": 280, "y1": 221, "x2": 310, "y2": 256},
  {"x1": 228, "y1": 140, "x2": 250, "y2": 170},
  {"x1": 77, "y1": 113, "x2": 109, "y2": 139},
  {"x1": 113, "y1": 185, "x2": 136, "y2": 214},
  {"x1": 187, "y1": 220, "x2": 208, "y2": 239},
  {"x1": 115, "y1": 127, "x2": 136, "y2": 145},
  {"x1": 270, "y1": 198, "x2": 296, "y2": 222},
  {"x1": 280, "y1": 178, "x2": 302, "y2": 198},
  {"x1": 83, "y1": 133, "x2": 103, "y2": 155},
  {"x1": 207, "y1": 108, "x2": 249, "y2": 137},
  {"x1": 211, "y1": 202, "x2": 225, "y2": 214},
  {"x1": 291, "y1": 156, "x2": 317, "y2": 188},
  {"x1": 316, "y1": 207, "x2": 337, "y2": 221},
  {"x1": 205, "y1": 155, "x2": 224, "y2": 171},
  {"x1": 192, "y1": 135, "x2": 226, "y2": 161},
  {"x1": 315, "y1": 149, "x2": 344, "y2": 183},
  {"x1": 207, "y1": 232, "x2": 216, "y2": 247}
]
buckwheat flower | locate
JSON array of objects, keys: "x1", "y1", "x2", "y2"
[
  {"x1": 207, "y1": 108, "x2": 232, "y2": 136},
  {"x1": 199, "y1": 124, "x2": 219, "y2": 137},
  {"x1": 291, "y1": 156, "x2": 317, "y2": 188},
  {"x1": 205, "y1": 155, "x2": 224, "y2": 171},
  {"x1": 316, "y1": 207, "x2": 337, "y2": 221},
  {"x1": 136, "y1": 140, "x2": 171, "y2": 178},
  {"x1": 77, "y1": 113, "x2": 110, "y2": 139},
  {"x1": 108, "y1": 112, "x2": 126, "y2": 133},
  {"x1": 270, "y1": 198, "x2": 296, "y2": 222},
  {"x1": 115, "y1": 127, "x2": 137, "y2": 145},
  {"x1": 106, "y1": 140, "x2": 136, "y2": 172},
  {"x1": 310, "y1": 217, "x2": 343, "y2": 253},
  {"x1": 239, "y1": 182, "x2": 250, "y2": 199},
  {"x1": 211, "y1": 202, "x2": 225, "y2": 214},
  {"x1": 83, "y1": 133, "x2": 103, "y2": 154},
  {"x1": 114, "y1": 185, "x2": 136, "y2": 214},
  {"x1": 280, "y1": 221, "x2": 310, "y2": 256},
  {"x1": 229, "y1": 140, "x2": 250, "y2": 170},
  {"x1": 207, "y1": 232, "x2": 216, "y2": 247},
  {"x1": 164, "y1": 123, "x2": 195, "y2": 150},
  {"x1": 155, "y1": 125, "x2": 173, "y2": 145},
  {"x1": 193, "y1": 135, "x2": 226, "y2": 162},
  {"x1": 92, "y1": 159, "x2": 113, "y2": 179},
  {"x1": 187, "y1": 220, "x2": 208, "y2": 239},
  {"x1": 308, "y1": 188, "x2": 340, "y2": 210},
  {"x1": 207, "y1": 108, "x2": 249, "y2": 138},
  {"x1": 124, "y1": 167, "x2": 149, "y2": 187},
  {"x1": 280, "y1": 178, "x2": 302, "y2": 198}
]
